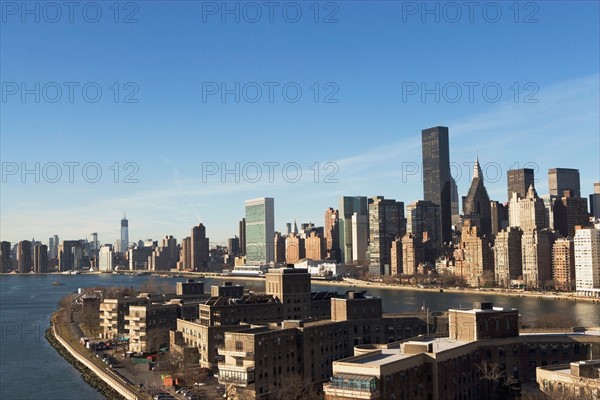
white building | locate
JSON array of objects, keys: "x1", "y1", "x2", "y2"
[
  {"x1": 98, "y1": 245, "x2": 114, "y2": 272},
  {"x1": 351, "y1": 212, "x2": 368, "y2": 265},
  {"x1": 294, "y1": 259, "x2": 345, "y2": 278},
  {"x1": 508, "y1": 185, "x2": 546, "y2": 232},
  {"x1": 574, "y1": 228, "x2": 600, "y2": 297}
]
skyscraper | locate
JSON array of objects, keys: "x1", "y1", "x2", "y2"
[
  {"x1": 548, "y1": 168, "x2": 581, "y2": 198},
  {"x1": 574, "y1": 228, "x2": 600, "y2": 297},
  {"x1": 421, "y1": 126, "x2": 452, "y2": 247},
  {"x1": 406, "y1": 200, "x2": 440, "y2": 252},
  {"x1": 33, "y1": 244, "x2": 48, "y2": 273},
  {"x1": 239, "y1": 218, "x2": 246, "y2": 256},
  {"x1": 507, "y1": 168, "x2": 535, "y2": 202},
  {"x1": 17, "y1": 240, "x2": 32, "y2": 273},
  {"x1": 351, "y1": 212, "x2": 369, "y2": 265},
  {"x1": 245, "y1": 198, "x2": 275, "y2": 264},
  {"x1": 494, "y1": 227, "x2": 523, "y2": 287},
  {"x1": 120, "y1": 215, "x2": 129, "y2": 254},
  {"x1": 450, "y1": 176, "x2": 460, "y2": 226},
  {"x1": 462, "y1": 157, "x2": 492, "y2": 239},
  {"x1": 590, "y1": 182, "x2": 600, "y2": 220},
  {"x1": 552, "y1": 238, "x2": 575, "y2": 291},
  {"x1": 508, "y1": 185, "x2": 547, "y2": 232},
  {"x1": 324, "y1": 208, "x2": 340, "y2": 261},
  {"x1": 338, "y1": 196, "x2": 368, "y2": 264},
  {"x1": 0, "y1": 241, "x2": 11, "y2": 273},
  {"x1": 552, "y1": 191, "x2": 589, "y2": 238},
  {"x1": 191, "y1": 223, "x2": 209, "y2": 271},
  {"x1": 368, "y1": 196, "x2": 406, "y2": 273}
]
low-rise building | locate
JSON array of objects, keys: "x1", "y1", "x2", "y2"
[
  {"x1": 537, "y1": 359, "x2": 600, "y2": 399},
  {"x1": 323, "y1": 303, "x2": 600, "y2": 400}
]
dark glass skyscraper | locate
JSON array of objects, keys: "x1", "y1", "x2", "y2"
[
  {"x1": 548, "y1": 168, "x2": 581, "y2": 198},
  {"x1": 507, "y1": 168, "x2": 535, "y2": 202},
  {"x1": 421, "y1": 126, "x2": 451, "y2": 247}
]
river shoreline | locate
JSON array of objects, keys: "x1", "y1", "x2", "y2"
[
  {"x1": 45, "y1": 322, "x2": 126, "y2": 400},
  {"x1": 3, "y1": 271, "x2": 598, "y2": 303}
]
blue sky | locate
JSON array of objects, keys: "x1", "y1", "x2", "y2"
[{"x1": 1, "y1": 1, "x2": 599, "y2": 246}]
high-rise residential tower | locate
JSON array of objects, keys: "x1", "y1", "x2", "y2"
[
  {"x1": 574, "y1": 228, "x2": 600, "y2": 297},
  {"x1": 324, "y1": 208, "x2": 340, "y2": 261},
  {"x1": 191, "y1": 223, "x2": 209, "y2": 271},
  {"x1": 245, "y1": 198, "x2": 275, "y2": 264},
  {"x1": 421, "y1": 126, "x2": 452, "y2": 246},
  {"x1": 368, "y1": 196, "x2": 406, "y2": 273}
]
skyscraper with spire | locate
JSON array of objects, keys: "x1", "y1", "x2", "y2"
[{"x1": 462, "y1": 156, "x2": 492, "y2": 239}]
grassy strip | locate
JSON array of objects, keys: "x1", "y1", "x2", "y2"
[{"x1": 45, "y1": 325, "x2": 128, "y2": 400}]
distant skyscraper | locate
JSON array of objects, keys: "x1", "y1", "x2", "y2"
[
  {"x1": 509, "y1": 185, "x2": 547, "y2": 232},
  {"x1": 33, "y1": 244, "x2": 48, "y2": 273},
  {"x1": 338, "y1": 196, "x2": 368, "y2": 264},
  {"x1": 521, "y1": 229, "x2": 555, "y2": 289},
  {"x1": 548, "y1": 168, "x2": 581, "y2": 198},
  {"x1": 191, "y1": 223, "x2": 209, "y2": 271},
  {"x1": 368, "y1": 196, "x2": 406, "y2": 273},
  {"x1": 245, "y1": 198, "x2": 275, "y2": 264},
  {"x1": 239, "y1": 218, "x2": 246, "y2": 256},
  {"x1": 17, "y1": 240, "x2": 32, "y2": 273},
  {"x1": 285, "y1": 223, "x2": 292, "y2": 235},
  {"x1": 285, "y1": 233, "x2": 305, "y2": 264},
  {"x1": 454, "y1": 220, "x2": 494, "y2": 287},
  {"x1": 507, "y1": 168, "x2": 535, "y2": 202},
  {"x1": 552, "y1": 191, "x2": 589, "y2": 238},
  {"x1": 574, "y1": 228, "x2": 600, "y2": 296},
  {"x1": 421, "y1": 126, "x2": 452, "y2": 246},
  {"x1": 450, "y1": 176, "x2": 460, "y2": 226},
  {"x1": 90, "y1": 232, "x2": 99, "y2": 260},
  {"x1": 351, "y1": 212, "x2": 369, "y2": 265},
  {"x1": 462, "y1": 157, "x2": 492, "y2": 239},
  {"x1": 494, "y1": 227, "x2": 523, "y2": 287},
  {"x1": 590, "y1": 182, "x2": 600, "y2": 220},
  {"x1": 406, "y1": 200, "x2": 440, "y2": 255},
  {"x1": 552, "y1": 238, "x2": 575, "y2": 291},
  {"x1": 401, "y1": 233, "x2": 424, "y2": 275},
  {"x1": 178, "y1": 237, "x2": 191, "y2": 270},
  {"x1": 490, "y1": 201, "x2": 508, "y2": 239},
  {"x1": 0, "y1": 241, "x2": 11, "y2": 273},
  {"x1": 305, "y1": 232, "x2": 326, "y2": 261},
  {"x1": 324, "y1": 208, "x2": 340, "y2": 261},
  {"x1": 228, "y1": 236, "x2": 240, "y2": 257},
  {"x1": 148, "y1": 235, "x2": 179, "y2": 271},
  {"x1": 274, "y1": 233, "x2": 286, "y2": 264},
  {"x1": 120, "y1": 215, "x2": 129, "y2": 254},
  {"x1": 98, "y1": 245, "x2": 114, "y2": 272},
  {"x1": 58, "y1": 240, "x2": 81, "y2": 272}
]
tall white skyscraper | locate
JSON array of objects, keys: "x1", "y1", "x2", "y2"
[
  {"x1": 120, "y1": 215, "x2": 129, "y2": 254},
  {"x1": 351, "y1": 212, "x2": 368, "y2": 265},
  {"x1": 574, "y1": 228, "x2": 600, "y2": 297},
  {"x1": 245, "y1": 198, "x2": 274, "y2": 264}
]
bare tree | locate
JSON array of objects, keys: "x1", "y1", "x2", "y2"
[
  {"x1": 140, "y1": 279, "x2": 173, "y2": 295},
  {"x1": 530, "y1": 312, "x2": 581, "y2": 330},
  {"x1": 476, "y1": 360, "x2": 518, "y2": 400},
  {"x1": 270, "y1": 374, "x2": 323, "y2": 400}
]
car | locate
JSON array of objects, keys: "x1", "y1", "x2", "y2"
[{"x1": 194, "y1": 382, "x2": 206, "y2": 386}]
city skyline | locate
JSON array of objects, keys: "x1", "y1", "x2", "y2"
[
  {"x1": 1, "y1": 141, "x2": 598, "y2": 246},
  {"x1": 2, "y1": 3, "x2": 599, "y2": 245}
]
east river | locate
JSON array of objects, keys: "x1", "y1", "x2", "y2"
[{"x1": 1, "y1": 274, "x2": 599, "y2": 400}]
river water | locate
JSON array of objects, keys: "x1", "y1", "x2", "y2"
[{"x1": 1, "y1": 274, "x2": 598, "y2": 399}]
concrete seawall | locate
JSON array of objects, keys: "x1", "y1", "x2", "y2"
[{"x1": 52, "y1": 325, "x2": 142, "y2": 400}]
